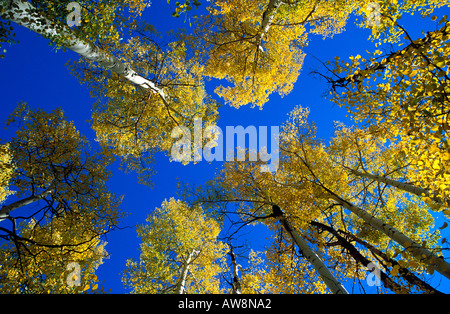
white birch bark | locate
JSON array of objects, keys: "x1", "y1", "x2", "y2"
[
  {"x1": 351, "y1": 170, "x2": 448, "y2": 206},
  {"x1": 277, "y1": 215, "x2": 349, "y2": 294},
  {"x1": 1, "y1": 0, "x2": 167, "y2": 101},
  {"x1": 331, "y1": 194, "x2": 450, "y2": 279}
]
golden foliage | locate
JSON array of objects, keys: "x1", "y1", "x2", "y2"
[
  {"x1": 0, "y1": 104, "x2": 123, "y2": 293},
  {"x1": 0, "y1": 143, "x2": 14, "y2": 204},
  {"x1": 330, "y1": 12, "x2": 450, "y2": 206},
  {"x1": 123, "y1": 198, "x2": 228, "y2": 293},
  {"x1": 192, "y1": 0, "x2": 356, "y2": 108}
]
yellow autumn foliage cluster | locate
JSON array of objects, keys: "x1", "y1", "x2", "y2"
[
  {"x1": 195, "y1": 0, "x2": 356, "y2": 108},
  {"x1": 186, "y1": 102, "x2": 445, "y2": 293},
  {"x1": 2, "y1": 0, "x2": 450, "y2": 294},
  {"x1": 0, "y1": 104, "x2": 123, "y2": 293},
  {"x1": 330, "y1": 13, "x2": 450, "y2": 207},
  {"x1": 28, "y1": 0, "x2": 149, "y2": 47},
  {"x1": 0, "y1": 143, "x2": 14, "y2": 204},
  {"x1": 123, "y1": 198, "x2": 227, "y2": 293},
  {"x1": 0, "y1": 213, "x2": 108, "y2": 293}
]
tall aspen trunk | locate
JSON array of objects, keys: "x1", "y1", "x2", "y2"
[
  {"x1": 0, "y1": 183, "x2": 55, "y2": 222},
  {"x1": 175, "y1": 249, "x2": 199, "y2": 294},
  {"x1": 330, "y1": 194, "x2": 450, "y2": 279},
  {"x1": 257, "y1": 0, "x2": 317, "y2": 51},
  {"x1": 351, "y1": 170, "x2": 448, "y2": 206},
  {"x1": 310, "y1": 221, "x2": 404, "y2": 293},
  {"x1": 272, "y1": 206, "x2": 349, "y2": 294},
  {"x1": 1, "y1": 0, "x2": 167, "y2": 101},
  {"x1": 342, "y1": 229, "x2": 444, "y2": 294},
  {"x1": 257, "y1": 0, "x2": 283, "y2": 49},
  {"x1": 229, "y1": 247, "x2": 243, "y2": 294}
]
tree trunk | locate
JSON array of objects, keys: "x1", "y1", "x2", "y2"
[
  {"x1": 175, "y1": 249, "x2": 199, "y2": 294},
  {"x1": 330, "y1": 194, "x2": 450, "y2": 280},
  {"x1": 2, "y1": 0, "x2": 167, "y2": 101},
  {"x1": 341, "y1": 229, "x2": 444, "y2": 294},
  {"x1": 0, "y1": 183, "x2": 55, "y2": 222},
  {"x1": 272, "y1": 206, "x2": 349, "y2": 294},
  {"x1": 257, "y1": 0, "x2": 318, "y2": 51},
  {"x1": 310, "y1": 221, "x2": 405, "y2": 293},
  {"x1": 257, "y1": 0, "x2": 283, "y2": 49},
  {"x1": 351, "y1": 169, "x2": 448, "y2": 206},
  {"x1": 229, "y1": 246, "x2": 243, "y2": 294}
]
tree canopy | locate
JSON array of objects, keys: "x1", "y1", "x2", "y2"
[
  {"x1": 1, "y1": 0, "x2": 450, "y2": 294},
  {"x1": 0, "y1": 103, "x2": 123, "y2": 293}
]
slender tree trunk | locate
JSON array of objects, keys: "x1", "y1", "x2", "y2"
[
  {"x1": 176, "y1": 249, "x2": 199, "y2": 294},
  {"x1": 329, "y1": 194, "x2": 450, "y2": 280},
  {"x1": 257, "y1": 0, "x2": 317, "y2": 51},
  {"x1": 272, "y1": 205, "x2": 349, "y2": 294},
  {"x1": 341, "y1": 229, "x2": 444, "y2": 294},
  {"x1": 351, "y1": 169, "x2": 448, "y2": 206},
  {"x1": 257, "y1": 0, "x2": 283, "y2": 49},
  {"x1": 229, "y1": 246, "x2": 243, "y2": 294},
  {"x1": 310, "y1": 221, "x2": 405, "y2": 294},
  {"x1": 1, "y1": 0, "x2": 167, "y2": 101},
  {"x1": 0, "y1": 183, "x2": 55, "y2": 222}
]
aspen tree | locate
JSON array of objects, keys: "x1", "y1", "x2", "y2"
[
  {"x1": 123, "y1": 198, "x2": 227, "y2": 294},
  {"x1": 0, "y1": 104, "x2": 122, "y2": 293},
  {"x1": 324, "y1": 12, "x2": 450, "y2": 207},
  {"x1": 192, "y1": 0, "x2": 356, "y2": 108}
]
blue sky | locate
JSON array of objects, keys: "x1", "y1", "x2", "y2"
[{"x1": 1, "y1": 1, "x2": 450, "y2": 294}]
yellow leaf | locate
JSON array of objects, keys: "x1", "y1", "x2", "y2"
[
  {"x1": 423, "y1": 197, "x2": 432, "y2": 204},
  {"x1": 390, "y1": 265, "x2": 399, "y2": 276}
]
